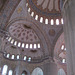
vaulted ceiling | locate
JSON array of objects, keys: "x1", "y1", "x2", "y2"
[{"x1": 0, "y1": 0, "x2": 66, "y2": 64}]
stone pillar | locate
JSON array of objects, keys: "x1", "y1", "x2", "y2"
[
  {"x1": 62, "y1": 0, "x2": 75, "y2": 75},
  {"x1": 43, "y1": 62, "x2": 57, "y2": 75},
  {"x1": 15, "y1": 61, "x2": 21, "y2": 75}
]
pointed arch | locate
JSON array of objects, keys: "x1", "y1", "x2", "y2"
[
  {"x1": 31, "y1": 67, "x2": 43, "y2": 75},
  {"x1": 2, "y1": 65, "x2": 8, "y2": 75},
  {"x1": 58, "y1": 69, "x2": 66, "y2": 75}
]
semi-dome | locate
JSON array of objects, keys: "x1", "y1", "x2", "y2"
[
  {"x1": 9, "y1": 23, "x2": 40, "y2": 43},
  {"x1": 4, "y1": 22, "x2": 47, "y2": 62}
]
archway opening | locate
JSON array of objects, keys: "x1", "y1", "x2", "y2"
[
  {"x1": 31, "y1": 67, "x2": 43, "y2": 75},
  {"x1": 58, "y1": 69, "x2": 66, "y2": 75},
  {"x1": 22, "y1": 70, "x2": 27, "y2": 75}
]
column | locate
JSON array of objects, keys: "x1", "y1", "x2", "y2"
[
  {"x1": 62, "y1": 0, "x2": 75, "y2": 75},
  {"x1": 43, "y1": 62, "x2": 57, "y2": 75}
]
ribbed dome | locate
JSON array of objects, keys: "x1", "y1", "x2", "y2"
[
  {"x1": 27, "y1": 0, "x2": 62, "y2": 17},
  {"x1": 26, "y1": 0, "x2": 64, "y2": 25}
]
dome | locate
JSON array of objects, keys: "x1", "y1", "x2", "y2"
[
  {"x1": 27, "y1": 0, "x2": 61, "y2": 16},
  {"x1": 9, "y1": 23, "x2": 40, "y2": 43},
  {"x1": 4, "y1": 22, "x2": 46, "y2": 62},
  {"x1": 26, "y1": 0, "x2": 64, "y2": 24}
]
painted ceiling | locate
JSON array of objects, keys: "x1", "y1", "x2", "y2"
[{"x1": 26, "y1": 0, "x2": 64, "y2": 17}]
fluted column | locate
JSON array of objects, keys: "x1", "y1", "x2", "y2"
[{"x1": 62, "y1": 0, "x2": 75, "y2": 75}]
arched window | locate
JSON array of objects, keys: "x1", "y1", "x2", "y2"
[
  {"x1": 26, "y1": 44, "x2": 29, "y2": 48},
  {"x1": 17, "y1": 55, "x2": 20, "y2": 59},
  {"x1": 11, "y1": 55, "x2": 15, "y2": 59},
  {"x1": 31, "y1": 67, "x2": 43, "y2": 75},
  {"x1": 22, "y1": 43, "x2": 25, "y2": 48},
  {"x1": 7, "y1": 54, "x2": 10, "y2": 58},
  {"x1": 51, "y1": 19, "x2": 54, "y2": 25},
  {"x1": 24, "y1": 56, "x2": 27, "y2": 61},
  {"x1": 35, "y1": 15, "x2": 38, "y2": 20},
  {"x1": 26, "y1": 3, "x2": 28, "y2": 7},
  {"x1": 8, "y1": 37, "x2": 12, "y2": 42},
  {"x1": 10, "y1": 39, "x2": 14, "y2": 44},
  {"x1": 40, "y1": 17, "x2": 43, "y2": 23},
  {"x1": 56, "y1": 19, "x2": 59, "y2": 25},
  {"x1": 34, "y1": 44, "x2": 37, "y2": 49},
  {"x1": 61, "y1": 18, "x2": 64, "y2": 24},
  {"x1": 31, "y1": 12, "x2": 34, "y2": 17},
  {"x1": 18, "y1": 42, "x2": 21, "y2": 47},
  {"x1": 45, "y1": 19, "x2": 48, "y2": 24},
  {"x1": 14, "y1": 41, "x2": 17, "y2": 46},
  {"x1": 61, "y1": 44, "x2": 64, "y2": 50},
  {"x1": 28, "y1": 8, "x2": 31, "y2": 12},
  {"x1": 28, "y1": 57, "x2": 31, "y2": 62},
  {"x1": 58, "y1": 69, "x2": 66, "y2": 75},
  {"x1": 38, "y1": 43, "x2": 40, "y2": 48},
  {"x1": 30, "y1": 44, "x2": 32, "y2": 49},
  {"x1": 62, "y1": 59, "x2": 66, "y2": 63},
  {"x1": 2, "y1": 65, "x2": 8, "y2": 75},
  {"x1": 8, "y1": 70, "x2": 13, "y2": 75},
  {"x1": 22, "y1": 71, "x2": 27, "y2": 75}
]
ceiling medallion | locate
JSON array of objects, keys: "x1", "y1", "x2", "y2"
[{"x1": 49, "y1": 29, "x2": 55, "y2": 36}]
